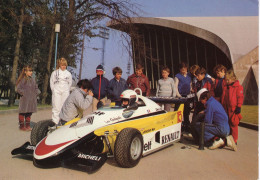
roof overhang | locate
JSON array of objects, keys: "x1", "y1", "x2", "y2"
[{"x1": 108, "y1": 16, "x2": 258, "y2": 63}]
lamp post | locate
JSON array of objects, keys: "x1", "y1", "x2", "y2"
[
  {"x1": 54, "y1": 23, "x2": 60, "y2": 69},
  {"x1": 99, "y1": 27, "x2": 109, "y2": 66}
]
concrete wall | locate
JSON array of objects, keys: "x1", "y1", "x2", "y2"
[{"x1": 233, "y1": 47, "x2": 259, "y2": 105}]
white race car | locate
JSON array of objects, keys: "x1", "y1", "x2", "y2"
[{"x1": 12, "y1": 89, "x2": 192, "y2": 172}]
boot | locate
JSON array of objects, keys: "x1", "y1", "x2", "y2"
[
  {"x1": 19, "y1": 114, "x2": 26, "y2": 131},
  {"x1": 25, "y1": 115, "x2": 32, "y2": 131},
  {"x1": 19, "y1": 122, "x2": 26, "y2": 131}
]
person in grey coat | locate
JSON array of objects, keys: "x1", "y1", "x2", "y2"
[
  {"x1": 156, "y1": 66, "x2": 176, "y2": 111},
  {"x1": 59, "y1": 79, "x2": 93, "y2": 124},
  {"x1": 16, "y1": 65, "x2": 40, "y2": 131}
]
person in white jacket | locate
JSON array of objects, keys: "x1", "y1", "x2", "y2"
[{"x1": 50, "y1": 58, "x2": 72, "y2": 124}]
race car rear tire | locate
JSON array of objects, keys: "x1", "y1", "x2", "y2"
[
  {"x1": 114, "y1": 128, "x2": 143, "y2": 168},
  {"x1": 31, "y1": 120, "x2": 55, "y2": 146}
]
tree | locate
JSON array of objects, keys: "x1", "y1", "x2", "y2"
[
  {"x1": 0, "y1": 0, "x2": 141, "y2": 105},
  {"x1": 8, "y1": 1, "x2": 25, "y2": 106}
]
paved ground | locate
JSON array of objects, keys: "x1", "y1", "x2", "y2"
[{"x1": 0, "y1": 108, "x2": 258, "y2": 180}]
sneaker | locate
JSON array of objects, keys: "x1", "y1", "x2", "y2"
[
  {"x1": 226, "y1": 135, "x2": 237, "y2": 151},
  {"x1": 209, "y1": 138, "x2": 225, "y2": 150}
]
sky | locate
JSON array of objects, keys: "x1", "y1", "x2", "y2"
[{"x1": 74, "y1": 0, "x2": 258, "y2": 81}]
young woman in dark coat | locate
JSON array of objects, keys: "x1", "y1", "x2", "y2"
[{"x1": 16, "y1": 65, "x2": 39, "y2": 131}]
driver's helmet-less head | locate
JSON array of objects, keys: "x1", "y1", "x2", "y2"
[{"x1": 120, "y1": 90, "x2": 138, "y2": 108}]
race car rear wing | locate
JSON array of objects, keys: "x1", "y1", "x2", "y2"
[{"x1": 148, "y1": 93, "x2": 195, "y2": 104}]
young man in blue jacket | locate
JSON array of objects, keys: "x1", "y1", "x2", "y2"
[
  {"x1": 108, "y1": 67, "x2": 128, "y2": 106},
  {"x1": 91, "y1": 65, "x2": 109, "y2": 111},
  {"x1": 192, "y1": 88, "x2": 237, "y2": 151}
]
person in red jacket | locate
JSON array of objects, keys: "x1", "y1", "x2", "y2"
[
  {"x1": 213, "y1": 64, "x2": 227, "y2": 102},
  {"x1": 221, "y1": 69, "x2": 244, "y2": 144},
  {"x1": 127, "y1": 64, "x2": 150, "y2": 96}
]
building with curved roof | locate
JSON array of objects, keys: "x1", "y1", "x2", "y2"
[{"x1": 109, "y1": 16, "x2": 258, "y2": 104}]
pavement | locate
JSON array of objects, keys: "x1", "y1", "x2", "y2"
[{"x1": 0, "y1": 108, "x2": 258, "y2": 180}]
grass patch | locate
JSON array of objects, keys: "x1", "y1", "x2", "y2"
[
  {"x1": 241, "y1": 105, "x2": 258, "y2": 125},
  {"x1": 0, "y1": 104, "x2": 51, "y2": 111}
]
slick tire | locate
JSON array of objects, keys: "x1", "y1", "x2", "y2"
[
  {"x1": 114, "y1": 128, "x2": 143, "y2": 168},
  {"x1": 31, "y1": 120, "x2": 55, "y2": 146}
]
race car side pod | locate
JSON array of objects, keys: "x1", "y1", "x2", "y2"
[
  {"x1": 11, "y1": 142, "x2": 35, "y2": 155},
  {"x1": 198, "y1": 122, "x2": 205, "y2": 150}
]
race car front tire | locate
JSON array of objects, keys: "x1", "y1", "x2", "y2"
[
  {"x1": 114, "y1": 128, "x2": 143, "y2": 168},
  {"x1": 30, "y1": 120, "x2": 55, "y2": 146}
]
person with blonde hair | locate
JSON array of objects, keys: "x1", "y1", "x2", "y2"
[
  {"x1": 16, "y1": 65, "x2": 40, "y2": 131},
  {"x1": 221, "y1": 69, "x2": 244, "y2": 145},
  {"x1": 50, "y1": 57, "x2": 72, "y2": 124}
]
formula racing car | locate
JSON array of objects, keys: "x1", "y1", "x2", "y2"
[{"x1": 11, "y1": 89, "x2": 193, "y2": 172}]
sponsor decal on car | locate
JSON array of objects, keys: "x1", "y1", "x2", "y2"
[
  {"x1": 130, "y1": 95, "x2": 136, "y2": 98},
  {"x1": 143, "y1": 141, "x2": 152, "y2": 151},
  {"x1": 155, "y1": 108, "x2": 162, "y2": 111},
  {"x1": 77, "y1": 153, "x2": 102, "y2": 161},
  {"x1": 177, "y1": 111, "x2": 182, "y2": 123},
  {"x1": 86, "y1": 116, "x2": 94, "y2": 124},
  {"x1": 105, "y1": 116, "x2": 121, "y2": 123},
  {"x1": 26, "y1": 145, "x2": 35, "y2": 150},
  {"x1": 69, "y1": 122, "x2": 78, "y2": 128},
  {"x1": 161, "y1": 131, "x2": 180, "y2": 145},
  {"x1": 93, "y1": 111, "x2": 105, "y2": 116},
  {"x1": 143, "y1": 128, "x2": 155, "y2": 134}
]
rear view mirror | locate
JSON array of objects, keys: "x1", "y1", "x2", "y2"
[{"x1": 122, "y1": 111, "x2": 134, "y2": 118}]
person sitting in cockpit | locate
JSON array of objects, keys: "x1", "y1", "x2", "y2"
[{"x1": 120, "y1": 90, "x2": 138, "y2": 109}]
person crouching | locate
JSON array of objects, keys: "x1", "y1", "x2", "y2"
[
  {"x1": 59, "y1": 79, "x2": 93, "y2": 125},
  {"x1": 191, "y1": 88, "x2": 237, "y2": 151}
]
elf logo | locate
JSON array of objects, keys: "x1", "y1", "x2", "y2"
[{"x1": 143, "y1": 141, "x2": 152, "y2": 151}]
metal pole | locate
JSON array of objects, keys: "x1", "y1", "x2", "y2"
[
  {"x1": 162, "y1": 31, "x2": 166, "y2": 66},
  {"x1": 148, "y1": 31, "x2": 154, "y2": 89},
  {"x1": 177, "y1": 32, "x2": 181, "y2": 64},
  {"x1": 195, "y1": 38, "x2": 198, "y2": 64},
  {"x1": 155, "y1": 30, "x2": 160, "y2": 80},
  {"x1": 132, "y1": 39, "x2": 136, "y2": 70},
  {"x1": 169, "y1": 31, "x2": 174, "y2": 76},
  {"x1": 54, "y1": 24, "x2": 60, "y2": 69},
  {"x1": 186, "y1": 37, "x2": 189, "y2": 66},
  {"x1": 199, "y1": 121, "x2": 205, "y2": 150},
  {"x1": 143, "y1": 32, "x2": 147, "y2": 76},
  {"x1": 204, "y1": 42, "x2": 208, "y2": 70},
  {"x1": 54, "y1": 32, "x2": 58, "y2": 69},
  {"x1": 214, "y1": 46, "x2": 218, "y2": 65}
]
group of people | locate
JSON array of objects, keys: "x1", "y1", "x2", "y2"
[
  {"x1": 156, "y1": 62, "x2": 243, "y2": 151},
  {"x1": 174, "y1": 63, "x2": 243, "y2": 151},
  {"x1": 16, "y1": 58, "x2": 151, "y2": 130},
  {"x1": 16, "y1": 58, "x2": 244, "y2": 152}
]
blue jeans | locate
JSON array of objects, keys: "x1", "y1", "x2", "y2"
[{"x1": 195, "y1": 123, "x2": 230, "y2": 142}]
